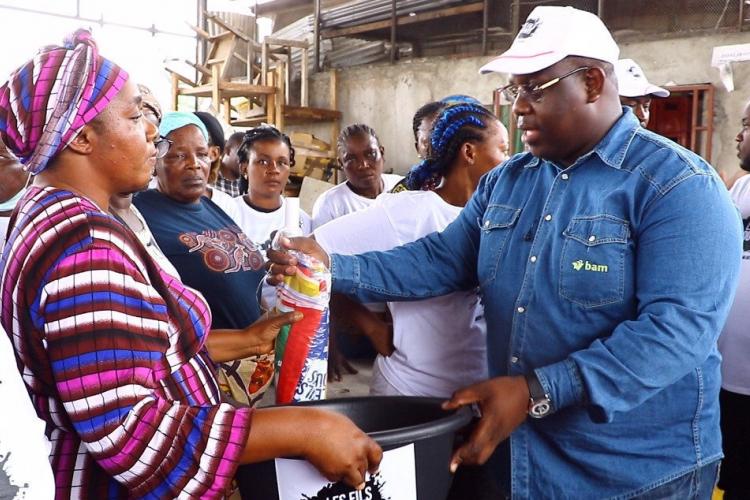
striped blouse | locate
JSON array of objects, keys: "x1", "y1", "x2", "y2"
[{"x1": 0, "y1": 187, "x2": 253, "y2": 499}]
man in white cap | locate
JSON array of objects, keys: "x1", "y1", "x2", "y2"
[
  {"x1": 268, "y1": 6, "x2": 740, "y2": 498},
  {"x1": 616, "y1": 58, "x2": 670, "y2": 127}
]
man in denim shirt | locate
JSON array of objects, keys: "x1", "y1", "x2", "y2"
[{"x1": 269, "y1": 6, "x2": 742, "y2": 499}]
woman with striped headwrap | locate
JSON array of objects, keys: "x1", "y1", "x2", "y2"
[{"x1": 0, "y1": 29, "x2": 380, "y2": 499}]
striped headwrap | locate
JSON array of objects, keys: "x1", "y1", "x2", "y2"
[{"x1": 0, "y1": 29, "x2": 128, "y2": 174}]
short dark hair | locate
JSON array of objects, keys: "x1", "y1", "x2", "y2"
[
  {"x1": 412, "y1": 101, "x2": 445, "y2": 142},
  {"x1": 237, "y1": 125, "x2": 295, "y2": 194},
  {"x1": 193, "y1": 111, "x2": 226, "y2": 151},
  {"x1": 337, "y1": 123, "x2": 381, "y2": 158},
  {"x1": 237, "y1": 125, "x2": 295, "y2": 166},
  {"x1": 226, "y1": 131, "x2": 245, "y2": 150}
]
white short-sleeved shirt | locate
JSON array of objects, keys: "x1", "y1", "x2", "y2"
[
  {"x1": 208, "y1": 187, "x2": 241, "y2": 223},
  {"x1": 232, "y1": 196, "x2": 312, "y2": 309},
  {"x1": 232, "y1": 196, "x2": 312, "y2": 250},
  {"x1": 0, "y1": 326, "x2": 55, "y2": 499},
  {"x1": 718, "y1": 173, "x2": 750, "y2": 395},
  {"x1": 311, "y1": 173, "x2": 403, "y2": 229},
  {"x1": 315, "y1": 190, "x2": 488, "y2": 397}
]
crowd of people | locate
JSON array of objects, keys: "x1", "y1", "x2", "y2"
[{"x1": 0, "y1": 4, "x2": 749, "y2": 500}]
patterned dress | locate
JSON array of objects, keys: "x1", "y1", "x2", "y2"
[{"x1": 0, "y1": 186, "x2": 252, "y2": 499}]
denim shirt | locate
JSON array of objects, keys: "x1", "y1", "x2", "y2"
[{"x1": 331, "y1": 110, "x2": 742, "y2": 499}]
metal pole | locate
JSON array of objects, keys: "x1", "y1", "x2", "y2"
[
  {"x1": 482, "y1": 0, "x2": 489, "y2": 55},
  {"x1": 740, "y1": 0, "x2": 746, "y2": 30},
  {"x1": 511, "y1": 0, "x2": 520, "y2": 38},
  {"x1": 390, "y1": 0, "x2": 397, "y2": 64},
  {"x1": 597, "y1": 0, "x2": 604, "y2": 19},
  {"x1": 314, "y1": 0, "x2": 321, "y2": 73}
]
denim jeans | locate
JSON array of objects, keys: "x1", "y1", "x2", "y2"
[{"x1": 629, "y1": 462, "x2": 719, "y2": 500}]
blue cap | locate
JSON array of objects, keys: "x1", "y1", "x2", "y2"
[{"x1": 159, "y1": 112, "x2": 209, "y2": 141}]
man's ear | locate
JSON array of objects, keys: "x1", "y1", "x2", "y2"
[
  {"x1": 379, "y1": 145, "x2": 385, "y2": 158},
  {"x1": 66, "y1": 124, "x2": 96, "y2": 155},
  {"x1": 584, "y1": 67, "x2": 607, "y2": 103}
]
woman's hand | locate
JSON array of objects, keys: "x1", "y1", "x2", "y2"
[
  {"x1": 266, "y1": 236, "x2": 331, "y2": 286},
  {"x1": 242, "y1": 407, "x2": 383, "y2": 490},
  {"x1": 301, "y1": 409, "x2": 383, "y2": 489},
  {"x1": 206, "y1": 310, "x2": 302, "y2": 363}
]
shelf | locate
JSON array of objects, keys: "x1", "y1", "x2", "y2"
[
  {"x1": 231, "y1": 105, "x2": 342, "y2": 127},
  {"x1": 177, "y1": 82, "x2": 278, "y2": 98}
]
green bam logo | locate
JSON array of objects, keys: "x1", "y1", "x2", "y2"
[{"x1": 572, "y1": 260, "x2": 608, "y2": 273}]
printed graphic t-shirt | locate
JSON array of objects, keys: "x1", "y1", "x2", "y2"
[
  {"x1": 135, "y1": 190, "x2": 274, "y2": 405},
  {"x1": 135, "y1": 189, "x2": 265, "y2": 330}
]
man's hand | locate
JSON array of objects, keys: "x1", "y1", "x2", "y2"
[
  {"x1": 266, "y1": 236, "x2": 331, "y2": 286},
  {"x1": 442, "y1": 376, "x2": 530, "y2": 472}
]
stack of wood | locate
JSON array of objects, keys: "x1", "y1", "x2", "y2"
[{"x1": 290, "y1": 132, "x2": 338, "y2": 183}]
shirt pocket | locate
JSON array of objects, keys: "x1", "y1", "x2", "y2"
[
  {"x1": 559, "y1": 215, "x2": 630, "y2": 308},
  {"x1": 478, "y1": 204, "x2": 521, "y2": 286}
]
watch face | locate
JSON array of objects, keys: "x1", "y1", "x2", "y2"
[{"x1": 530, "y1": 399, "x2": 551, "y2": 418}]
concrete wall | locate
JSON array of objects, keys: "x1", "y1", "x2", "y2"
[{"x1": 304, "y1": 31, "x2": 750, "y2": 179}]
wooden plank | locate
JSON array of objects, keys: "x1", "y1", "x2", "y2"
[
  {"x1": 390, "y1": 0, "x2": 396, "y2": 64},
  {"x1": 223, "y1": 98, "x2": 232, "y2": 124},
  {"x1": 177, "y1": 82, "x2": 277, "y2": 98},
  {"x1": 314, "y1": 0, "x2": 321, "y2": 72},
  {"x1": 321, "y1": 2, "x2": 485, "y2": 39},
  {"x1": 205, "y1": 13, "x2": 249, "y2": 42},
  {"x1": 261, "y1": 39, "x2": 268, "y2": 85},
  {"x1": 165, "y1": 69, "x2": 196, "y2": 87},
  {"x1": 284, "y1": 106, "x2": 341, "y2": 122},
  {"x1": 187, "y1": 23, "x2": 211, "y2": 40},
  {"x1": 330, "y1": 70, "x2": 337, "y2": 110},
  {"x1": 185, "y1": 60, "x2": 212, "y2": 78},
  {"x1": 211, "y1": 64, "x2": 220, "y2": 118},
  {"x1": 171, "y1": 72, "x2": 179, "y2": 111},
  {"x1": 482, "y1": 0, "x2": 489, "y2": 55},
  {"x1": 276, "y1": 63, "x2": 285, "y2": 130},
  {"x1": 263, "y1": 37, "x2": 309, "y2": 49},
  {"x1": 266, "y1": 71, "x2": 276, "y2": 125},
  {"x1": 301, "y1": 48, "x2": 309, "y2": 107}
]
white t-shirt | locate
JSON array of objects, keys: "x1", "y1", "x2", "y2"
[
  {"x1": 315, "y1": 191, "x2": 488, "y2": 397},
  {"x1": 0, "y1": 326, "x2": 55, "y2": 499},
  {"x1": 718, "y1": 173, "x2": 750, "y2": 395},
  {"x1": 311, "y1": 173, "x2": 402, "y2": 229},
  {"x1": 209, "y1": 187, "x2": 241, "y2": 222},
  {"x1": 232, "y1": 196, "x2": 312, "y2": 250},
  {"x1": 232, "y1": 196, "x2": 312, "y2": 310}
]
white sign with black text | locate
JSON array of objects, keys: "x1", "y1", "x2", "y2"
[{"x1": 275, "y1": 443, "x2": 417, "y2": 500}]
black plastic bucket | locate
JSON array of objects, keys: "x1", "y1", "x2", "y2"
[{"x1": 237, "y1": 396, "x2": 473, "y2": 500}]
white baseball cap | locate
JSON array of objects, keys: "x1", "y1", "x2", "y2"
[
  {"x1": 479, "y1": 6, "x2": 619, "y2": 75},
  {"x1": 615, "y1": 59, "x2": 670, "y2": 98}
]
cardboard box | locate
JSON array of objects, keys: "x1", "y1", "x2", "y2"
[{"x1": 290, "y1": 132, "x2": 330, "y2": 153}]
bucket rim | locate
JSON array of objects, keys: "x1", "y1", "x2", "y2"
[{"x1": 290, "y1": 396, "x2": 474, "y2": 448}]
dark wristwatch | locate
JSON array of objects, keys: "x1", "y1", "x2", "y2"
[{"x1": 525, "y1": 371, "x2": 553, "y2": 418}]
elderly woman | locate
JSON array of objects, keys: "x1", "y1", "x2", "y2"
[
  {"x1": 0, "y1": 30, "x2": 379, "y2": 499},
  {"x1": 134, "y1": 112, "x2": 273, "y2": 406}
]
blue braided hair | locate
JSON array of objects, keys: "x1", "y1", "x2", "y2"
[{"x1": 405, "y1": 103, "x2": 497, "y2": 191}]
